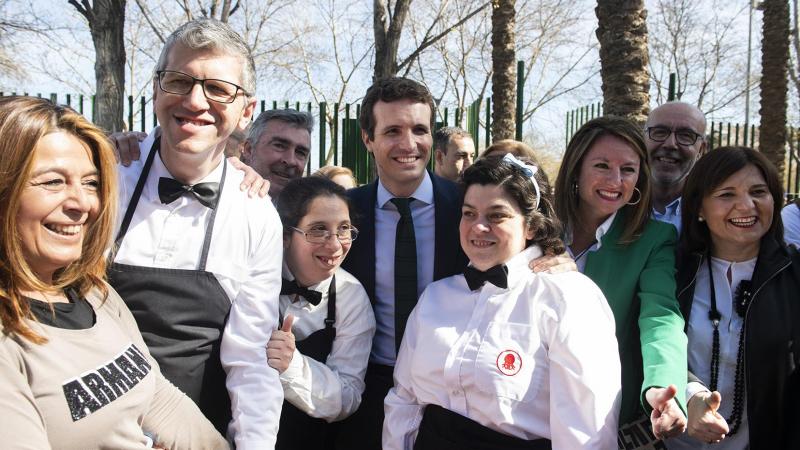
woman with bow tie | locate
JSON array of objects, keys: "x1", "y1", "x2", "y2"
[
  {"x1": 267, "y1": 176, "x2": 375, "y2": 450},
  {"x1": 383, "y1": 154, "x2": 622, "y2": 450}
]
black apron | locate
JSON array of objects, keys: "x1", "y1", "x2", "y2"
[
  {"x1": 275, "y1": 276, "x2": 337, "y2": 450},
  {"x1": 107, "y1": 139, "x2": 232, "y2": 433},
  {"x1": 414, "y1": 404, "x2": 552, "y2": 450}
]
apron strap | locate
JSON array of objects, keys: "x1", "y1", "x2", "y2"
[{"x1": 113, "y1": 137, "x2": 227, "y2": 271}]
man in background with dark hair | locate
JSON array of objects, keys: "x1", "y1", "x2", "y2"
[
  {"x1": 433, "y1": 126, "x2": 475, "y2": 182},
  {"x1": 335, "y1": 77, "x2": 468, "y2": 450}
]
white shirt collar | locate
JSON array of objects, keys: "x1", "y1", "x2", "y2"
[
  {"x1": 143, "y1": 143, "x2": 225, "y2": 205},
  {"x1": 376, "y1": 171, "x2": 434, "y2": 208},
  {"x1": 564, "y1": 211, "x2": 617, "y2": 251}
]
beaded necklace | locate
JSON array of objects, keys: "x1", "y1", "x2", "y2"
[{"x1": 706, "y1": 254, "x2": 754, "y2": 436}]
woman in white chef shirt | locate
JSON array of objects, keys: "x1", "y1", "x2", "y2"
[
  {"x1": 383, "y1": 154, "x2": 622, "y2": 450},
  {"x1": 267, "y1": 176, "x2": 376, "y2": 450}
]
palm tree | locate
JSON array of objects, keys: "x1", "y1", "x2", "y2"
[
  {"x1": 758, "y1": 0, "x2": 790, "y2": 178},
  {"x1": 491, "y1": 0, "x2": 516, "y2": 140},
  {"x1": 595, "y1": 0, "x2": 650, "y2": 127}
]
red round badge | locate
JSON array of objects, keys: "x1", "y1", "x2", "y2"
[{"x1": 496, "y1": 349, "x2": 522, "y2": 376}]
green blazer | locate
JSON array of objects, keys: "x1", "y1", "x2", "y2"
[{"x1": 583, "y1": 210, "x2": 687, "y2": 424}]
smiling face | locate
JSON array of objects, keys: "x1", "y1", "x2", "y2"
[
  {"x1": 363, "y1": 99, "x2": 432, "y2": 197},
  {"x1": 646, "y1": 103, "x2": 706, "y2": 187},
  {"x1": 154, "y1": 43, "x2": 255, "y2": 181},
  {"x1": 460, "y1": 183, "x2": 533, "y2": 271},
  {"x1": 577, "y1": 135, "x2": 641, "y2": 223},
  {"x1": 243, "y1": 120, "x2": 311, "y2": 197},
  {"x1": 17, "y1": 131, "x2": 100, "y2": 283},
  {"x1": 284, "y1": 195, "x2": 352, "y2": 287},
  {"x1": 701, "y1": 164, "x2": 773, "y2": 261}
]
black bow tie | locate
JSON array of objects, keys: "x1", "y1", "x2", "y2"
[
  {"x1": 158, "y1": 177, "x2": 220, "y2": 209},
  {"x1": 463, "y1": 264, "x2": 509, "y2": 291},
  {"x1": 281, "y1": 278, "x2": 322, "y2": 305}
]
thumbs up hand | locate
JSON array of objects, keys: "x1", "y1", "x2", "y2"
[
  {"x1": 267, "y1": 314, "x2": 296, "y2": 373},
  {"x1": 687, "y1": 390, "x2": 729, "y2": 444}
]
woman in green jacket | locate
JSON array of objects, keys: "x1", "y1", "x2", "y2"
[{"x1": 554, "y1": 116, "x2": 688, "y2": 448}]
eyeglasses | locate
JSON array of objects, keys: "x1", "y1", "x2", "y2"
[
  {"x1": 156, "y1": 70, "x2": 248, "y2": 104},
  {"x1": 646, "y1": 126, "x2": 704, "y2": 146},
  {"x1": 289, "y1": 226, "x2": 359, "y2": 244}
]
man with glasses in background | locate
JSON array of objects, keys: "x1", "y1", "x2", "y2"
[
  {"x1": 644, "y1": 102, "x2": 707, "y2": 234},
  {"x1": 109, "y1": 19, "x2": 283, "y2": 449}
]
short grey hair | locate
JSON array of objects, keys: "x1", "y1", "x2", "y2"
[
  {"x1": 155, "y1": 18, "x2": 256, "y2": 96},
  {"x1": 247, "y1": 109, "x2": 315, "y2": 146},
  {"x1": 434, "y1": 126, "x2": 472, "y2": 154}
]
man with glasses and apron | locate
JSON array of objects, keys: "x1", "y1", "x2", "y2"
[{"x1": 109, "y1": 19, "x2": 284, "y2": 450}]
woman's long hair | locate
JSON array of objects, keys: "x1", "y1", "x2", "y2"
[{"x1": 0, "y1": 97, "x2": 118, "y2": 343}]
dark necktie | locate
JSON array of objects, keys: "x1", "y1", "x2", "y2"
[
  {"x1": 391, "y1": 197, "x2": 417, "y2": 352},
  {"x1": 281, "y1": 278, "x2": 322, "y2": 306},
  {"x1": 463, "y1": 264, "x2": 509, "y2": 291},
  {"x1": 158, "y1": 177, "x2": 220, "y2": 209}
]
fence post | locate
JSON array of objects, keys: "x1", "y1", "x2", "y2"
[
  {"x1": 128, "y1": 95, "x2": 134, "y2": 130},
  {"x1": 485, "y1": 97, "x2": 491, "y2": 147},
  {"x1": 515, "y1": 60, "x2": 524, "y2": 141},
  {"x1": 319, "y1": 102, "x2": 327, "y2": 169},
  {"x1": 140, "y1": 96, "x2": 146, "y2": 132},
  {"x1": 333, "y1": 103, "x2": 339, "y2": 166}
]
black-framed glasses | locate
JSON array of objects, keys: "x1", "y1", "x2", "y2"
[
  {"x1": 646, "y1": 126, "x2": 704, "y2": 146},
  {"x1": 156, "y1": 70, "x2": 248, "y2": 104},
  {"x1": 289, "y1": 226, "x2": 359, "y2": 244}
]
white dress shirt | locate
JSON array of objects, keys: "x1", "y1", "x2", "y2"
[
  {"x1": 653, "y1": 196, "x2": 683, "y2": 235},
  {"x1": 383, "y1": 246, "x2": 621, "y2": 450},
  {"x1": 667, "y1": 257, "x2": 754, "y2": 450},
  {"x1": 782, "y1": 202, "x2": 800, "y2": 248},
  {"x1": 565, "y1": 212, "x2": 616, "y2": 273},
  {"x1": 114, "y1": 132, "x2": 284, "y2": 450},
  {"x1": 372, "y1": 172, "x2": 435, "y2": 365},
  {"x1": 280, "y1": 264, "x2": 376, "y2": 421}
]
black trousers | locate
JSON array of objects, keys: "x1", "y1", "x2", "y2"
[{"x1": 332, "y1": 363, "x2": 394, "y2": 450}]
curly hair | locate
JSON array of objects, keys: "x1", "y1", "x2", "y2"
[{"x1": 461, "y1": 155, "x2": 564, "y2": 255}]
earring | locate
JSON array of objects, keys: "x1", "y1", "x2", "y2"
[
  {"x1": 698, "y1": 216, "x2": 705, "y2": 222},
  {"x1": 626, "y1": 187, "x2": 642, "y2": 206},
  {"x1": 572, "y1": 181, "x2": 578, "y2": 195}
]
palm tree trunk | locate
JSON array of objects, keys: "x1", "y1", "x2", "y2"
[
  {"x1": 759, "y1": 0, "x2": 790, "y2": 178},
  {"x1": 595, "y1": 0, "x2": 650, "y2": 127},
  {"x1": 491, "y1": 0, "x2": 516, "y2": 141}
]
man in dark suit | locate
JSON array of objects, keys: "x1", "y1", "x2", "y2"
[{"x1": 335, "y1": 77, "x2": 468, "y2": 450}]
